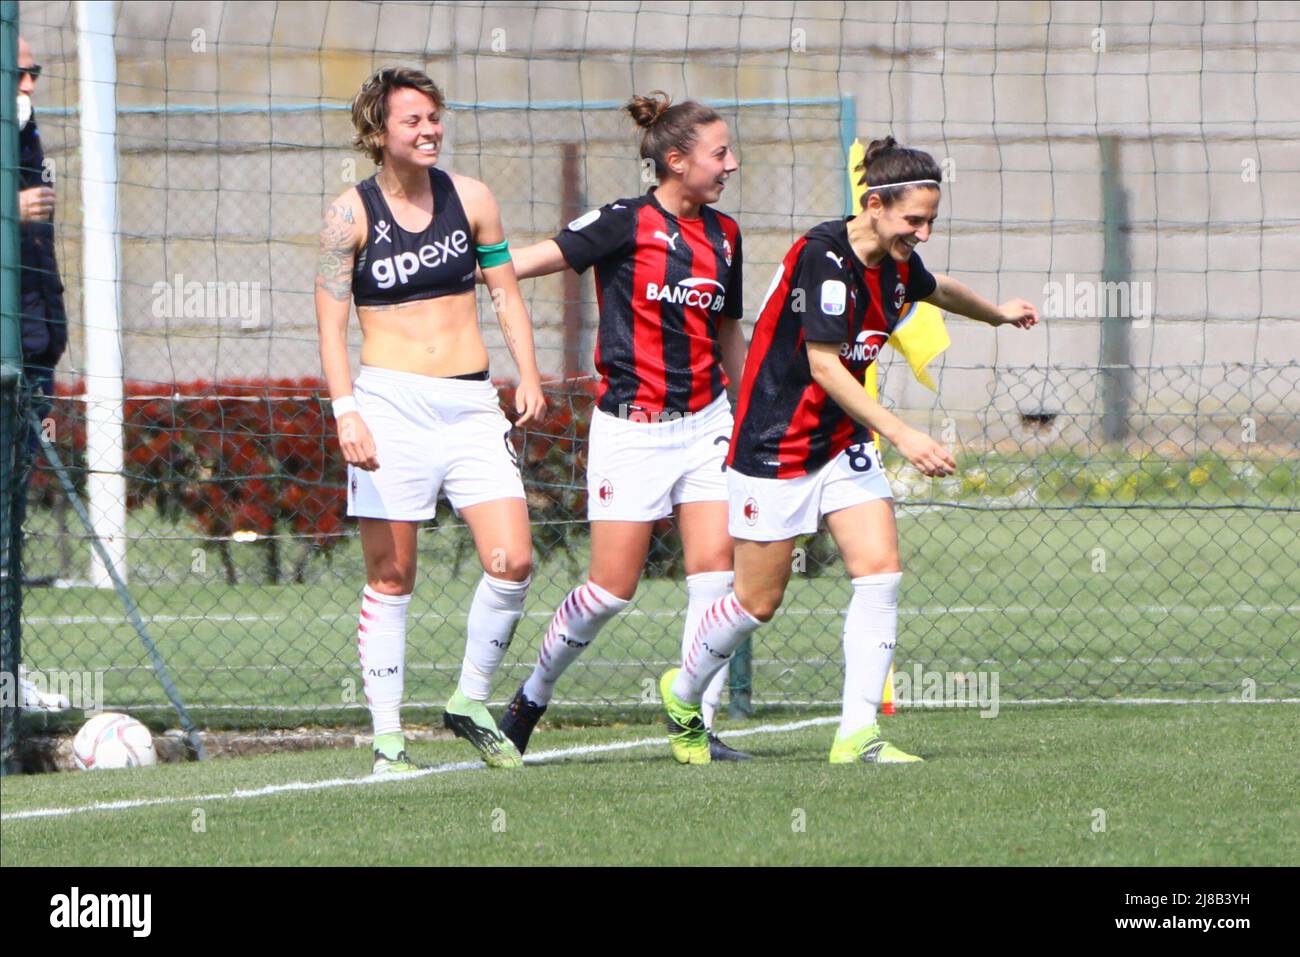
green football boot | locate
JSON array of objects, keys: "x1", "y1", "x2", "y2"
[
  {"x1": 828, "y1": 724, "x2": 924, "y2": 765},
  {"x1": 443, "y1": 689, "x2": 524, "y2": 769},
  {"x1": 371, "y1": 732, "x2": 422, "y2": 776},
  {"x1": 660, "y1": 668, "x2": 710, "y2": 765}
]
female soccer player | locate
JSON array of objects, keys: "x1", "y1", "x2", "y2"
[
  {"x1": 492, "y1": 92, "x2": 751, "y2": 759},
  {"x1": 315, "y1": 67, "x2": 546, "y2": 774},
  {"x1": 659, "y1": 136, "x2": 1040, "y2": 764}
]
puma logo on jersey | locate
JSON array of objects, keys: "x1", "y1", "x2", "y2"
[
  {"x1": 611, "y1": 203, "x2": 626, "y2": 210},
  {"x1": 825, "y1": 250, "x2": 844, "y2": 269},
  {"x1": 654, "y1": 230, "x2": 680, "y2": 251},
  {"x1": 374, "y1": 220, "x2": 392, "y2": 244}
]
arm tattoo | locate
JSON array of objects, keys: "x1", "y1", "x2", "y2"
[
  {"x1": 316, "y1": 202, "x2": 356, "y2": 302},
  {"x1": 495, "y1": 291, "x2": 521, "y2": 361},
  {"x1": 500, "y1": 321, "x2": 521, "y2": 361}
]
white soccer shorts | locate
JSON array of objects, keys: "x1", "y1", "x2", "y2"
[
  {"x1": 346, "y1": 365, "x2": 524, "y2": 521},
  {"x1": 586, "y1": 391, "x2": 733, "y2": 522},
  {"x1": 726, "y1": 441, "x2": 893, "y2": 541}
]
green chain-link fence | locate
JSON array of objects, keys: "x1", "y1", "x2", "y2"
[{"x1": 10, "y1": 1, "x2": 1299, "y2": 731}]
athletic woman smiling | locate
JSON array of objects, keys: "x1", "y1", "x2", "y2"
[
  {"x1": 316, "y1": 67, "x2": 546, "y2": 774},
  {"x1": 660, "y1": 136, "x2": 1040, "y2": 765},
  {"x1": 493, "y1": 92, "x2": 751, "y2": 759}
]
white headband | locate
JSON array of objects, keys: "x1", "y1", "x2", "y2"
[{"x1": 866, "y1": 179, "x2": 941, "y2": 191}]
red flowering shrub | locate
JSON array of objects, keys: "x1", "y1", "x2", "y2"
[
  {"x1": 33, "y1": 378, "x2": 345, "y2": 582},
  {"x1": 31, "y1": 376, "x2": 608, "y2": 581}
]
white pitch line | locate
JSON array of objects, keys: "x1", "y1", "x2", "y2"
[
  {"x1": 997, "y1": 697, "x2": 1300, "y2": 706},
  {"x1": 751, "y1": 698, "x2": 1300, "y2": 707},
  {"x1": 0, "y1": 717, "x2": 838, "y2": 823}
]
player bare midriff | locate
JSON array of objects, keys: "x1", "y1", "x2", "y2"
[{"x1": 356, "y1": 291, "x2": 490, "y2": 378}]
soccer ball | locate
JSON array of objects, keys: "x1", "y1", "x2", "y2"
[{"x1": 72, "y1": 713, "x2": 158, "y2": 771}]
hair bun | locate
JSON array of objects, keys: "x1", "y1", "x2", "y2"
[
  {"x1": 856, "y1": 134, "x2": 942, "y2": 203},
  {"x1": 864, "y1": 135, "x2": 899, "y2": 167},
  {"x1": 625, "y1": 90, "x2": 672, "y2": 129}
]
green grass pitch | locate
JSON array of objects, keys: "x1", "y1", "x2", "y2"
[
  {"x1": 3, "y1": 705, "x2": 1296, "y2": 866},
  {"x1": 9, "y1": 502, "x2": 1297, "y2": 865}
]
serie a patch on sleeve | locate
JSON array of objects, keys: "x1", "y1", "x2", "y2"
[
  {"x1": 568, "y1": 208, "x2": 601, "y2": 231},
  {"x1": 820, "y1": 279, "x2": 847, "y2": 316}
]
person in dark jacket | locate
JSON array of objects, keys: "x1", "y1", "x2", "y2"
[
  {"x1": 16, "y1": 35, "x2": 68, "y2": 431},
  {"x1": 14, "y1": 37, "x2": 72, "y2": 703}
]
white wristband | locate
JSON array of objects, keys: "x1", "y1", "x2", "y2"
[{"x1": 331, "y1": 395, "x2": 359, "y2": 420}]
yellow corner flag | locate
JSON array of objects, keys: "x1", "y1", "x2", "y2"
[
  {"x1": 849, "y1": 137, "x2": 868, "y2": 214},
  {"x1": 886, "y1": 300, "x2": 951, "y2": 392}
]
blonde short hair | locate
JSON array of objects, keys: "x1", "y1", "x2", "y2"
[{"x1": 350, "y1": 67, "x2": 446, "y2": 166}]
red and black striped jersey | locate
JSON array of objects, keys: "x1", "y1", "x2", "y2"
[
  {"x1": 553, "y1": 190, "x2": 743, "y2": 418},
  {"x1": 727, "y1": 217, "x2": 937, "y2": 479}
]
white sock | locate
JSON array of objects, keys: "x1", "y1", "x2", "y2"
[
  {"x1": 839, "y1": 572, "x2": 903, "y2": 737},
  {"x1": 672, "y1": 592, "x2": 761, "y2": 704},
  {"x1": 681, "y1": 571, "x2": 735, "y2": 729},
  {"x1": 358, "y1": 586, "x2": 411, "y2": 737},
  {"x1": 524, "y1": 580, "x2": 628, "y2": 705},
  {"x1": 459, "y1": 574, "x2": 530, "y2": 701}
]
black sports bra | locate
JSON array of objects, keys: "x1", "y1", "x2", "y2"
[{"x1": 352, "y1": 167, "x2": 476, "y2": 306}]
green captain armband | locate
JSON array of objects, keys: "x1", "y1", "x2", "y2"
[{"x1": 476, "y1": 239, "x2": 511, "y2": 269}]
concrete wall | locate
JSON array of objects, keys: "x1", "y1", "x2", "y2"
[{"x1": 17, "y1": 0, "x2": 1300, "y2": 447}]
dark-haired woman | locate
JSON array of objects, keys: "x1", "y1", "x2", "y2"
[
  {"x1": 660, "y1": 136, "x2": 1039, "y2": 765},
  {"x1": 316, "y1": 67, "x2": 546, "y2": 774},
  {"x1": 493, "y1": 92, "x2": 750, "y2": 759}
]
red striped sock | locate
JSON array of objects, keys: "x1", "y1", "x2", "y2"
[
  {"x1": 357, "y1": 585, "x2": 410, "y2": 737},
  {"x1": 673, "y1": 592, "x2": 761, "y2": 705},
  {"x1": 524, "y1": 580, "x2": 628, "y2": 705}
]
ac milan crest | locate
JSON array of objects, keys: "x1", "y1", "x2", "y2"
[
  {"x1": 722, "y1": 236, "x2": 733, "y2": 267},
  {"x1": 743, "y1": 497, "x2": 759, "y2": 525},
  {"x1": 598, "y1": 479, "x2": 614, "y2": 505}
]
